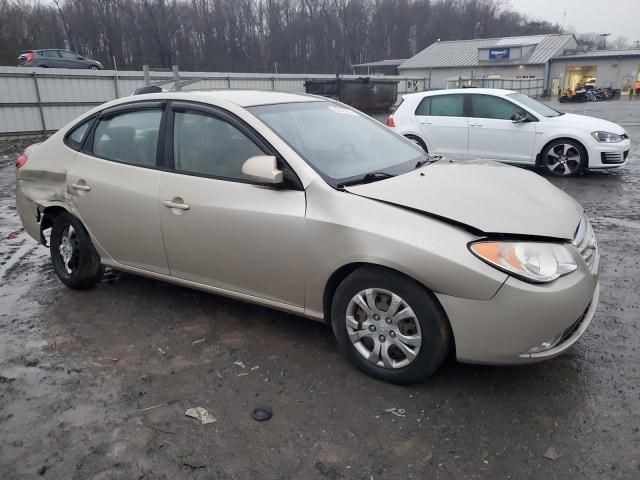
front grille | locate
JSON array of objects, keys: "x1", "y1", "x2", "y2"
[
  {"x1": 601, "y1": 151, "x2": 625, "y2": 164},
  {"x1": 573, "y1": 217, "x2": 598, "y2": 274}
]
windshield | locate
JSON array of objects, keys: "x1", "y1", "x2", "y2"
[
  {"x1": 507, "y1": 93, "x2": 562, "y2": 117},
  {"x1": 249, "y1": 102, "x2": 426, "y2": 186}
]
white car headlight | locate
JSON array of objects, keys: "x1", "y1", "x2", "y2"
[
  {"x1": 470, "y1": 241, "x2": 577, "y2": 283},
  {"x1": 591, "y1": 131, "x2": 623, "y2": 143}
]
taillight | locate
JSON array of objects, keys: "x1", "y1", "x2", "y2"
[
  {"x1": 386, "y1": 115, "x2": 396, "y2": 128},
  {"x1": 26, "y1": 52, "x2": 35, "y2": 62},
  {"x1": 16, "y1": 155, "x2": 28, "y2": 169}
]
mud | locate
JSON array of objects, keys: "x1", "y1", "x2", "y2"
[{"x1": 1, "y1": 102, "x2": 639, "y2": 479}]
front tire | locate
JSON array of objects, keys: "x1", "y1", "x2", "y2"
[
  {"x1": 50, "y1": 212, "x2": 103, "y2": 289},
  {"x1": 540, "y1": 139, "x2": 586, "y2": 177},
  {"x1": 331, "y1": 267, "x2": 451, "y2": 384},
  {"x1": 89, "y1": 65, "x2": 99, "y2": 70}
]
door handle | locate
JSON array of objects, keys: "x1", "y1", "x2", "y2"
[
  {"x1": 70, "y1": 183, "x2": 91, "y2": 191},
  {"x1": 469, "y1": 122, "x2": 483, "y2": 128},
  {"x1": 419, "y1": 120, "x2": 432, "y2": 125},
  {"x1": 163, "y1": 200, "x2": 190, "y2": 211}
]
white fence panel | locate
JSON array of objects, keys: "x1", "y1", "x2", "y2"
[{"x1": 0, "y1": 67, "x2": 425, "y2": 135}]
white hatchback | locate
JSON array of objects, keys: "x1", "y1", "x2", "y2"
[{"x1": 387, "y1": 88, "x2": 630, "y2": 177}]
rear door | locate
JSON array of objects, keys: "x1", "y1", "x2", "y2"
[
  {"x1": 157, "y1": 102, "x2": 306, "y2": 306},
  {"x1": 414, "y1": 94, "x2": 468, "y2": 157},
  {"x1": 466, "y1": 94, "x2": 537, "y2": 164},
  {"x1": 67, "y1": 101, "x2": 170, "y2": 274},
  {"x1": 39, "y1": 50, "x2": 64, "y2": 67}
]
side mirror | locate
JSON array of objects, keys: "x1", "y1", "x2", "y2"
[
  {"x1": 242, "y1": 155, "x2": 283, "y2": 185},
  {"x1": 511, "y1": 112, "x2": 528, "y2": 123},
  {"x1": 76, "y1": 56, "x2": 84, "y2": 60}
]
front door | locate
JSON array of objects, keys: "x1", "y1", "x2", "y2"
[
  {"x1": 466, "y1": 94, "x2": 537, "y2": 164},
  {"x1": 158, "y1": 103, "x2": 306, "y2": 307},
  {"x1": 414, "y1": 93, "x2": 468, "y2": 157},
  {"x1": 67, "y1": 103, "x2": 170, "y2": 274}
]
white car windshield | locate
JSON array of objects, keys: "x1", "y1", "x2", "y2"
[
  {"x1": 507, "y1": 93, "x2": 562, "y2": 118},
  {"x1": 250, "y1": 102, "x2": 427, "y2": 186}
]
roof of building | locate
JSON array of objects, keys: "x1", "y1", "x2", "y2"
[
  {"x1": 399, "y1": 34, "x2": 575, "y2": 70},
  {"x1": 552, "y1": 48, "x2": 640, "y2": 60},
  {"x1": 351, "y1": 59, "x2": 408, "y2": 68}
]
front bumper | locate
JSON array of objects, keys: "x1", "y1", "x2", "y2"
[
  {"x1": 586, "y1": 138, "x2": 631, "y2": 169},
  {"x1": 436, "y1": 265, "x2": 599, "y2": 365}
]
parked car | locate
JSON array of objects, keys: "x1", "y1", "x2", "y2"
[
  {"x1": 15, "y1": 90, "x2": 599, "y2": 384},
  {"x1": 387, "y1": 88, "x2": 630, "y2": 177},
  {"x1": 17, "y1": 49, "x2": 103, "y2": 70}
]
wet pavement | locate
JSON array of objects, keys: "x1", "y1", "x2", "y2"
[{"x1": 1, "y1": 101, "x2": 639, "y2": 479}]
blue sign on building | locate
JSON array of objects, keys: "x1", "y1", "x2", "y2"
[{"x1": 489, "y1": 48, "x2": 511, "y2": 59}]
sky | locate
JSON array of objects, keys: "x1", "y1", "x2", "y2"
[{"x1": 507, "y1": 0, "x2": 638, "y2": 45}]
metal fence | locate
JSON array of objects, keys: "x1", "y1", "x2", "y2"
[
  {"x1": 0, "y1": 67, "x2": 427, "y2": 136},
  {"x1": 466, "y1": 78, "x2": 545, "y2": 97}
]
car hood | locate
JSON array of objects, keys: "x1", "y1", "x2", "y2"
[
  {"x1": 345, "y1": 159, "x2": 583, "y2": 240},
  {"x1": 546, "y1": 113, "x2": 626, "y2": 135}
]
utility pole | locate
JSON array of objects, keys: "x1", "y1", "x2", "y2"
[{"x1": 600, "y1": 33, "x2": 611, "y2": 50}]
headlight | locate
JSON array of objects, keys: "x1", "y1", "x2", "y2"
[
  {"x1": 591, "y1": 131, "x2": 623, "y2": 143},
  {"x1": 470, "y1": 241, "x2": 577, "y2": 283}
]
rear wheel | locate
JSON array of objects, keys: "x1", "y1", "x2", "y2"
[
  {"x1": 331, "y1": 267, "x2": 450, "y2": 384},
  {"x1": 50, "y1": 212, "x2": 103, "y2": 289},
  {"x1": 89, "y1": 65, "x2": 99, "y2": 70},
  {"x1": 540, "y1": 139, "x2": 586, "y2": 177}
]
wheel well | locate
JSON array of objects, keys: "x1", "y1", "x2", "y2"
[
  {"x1": 322, "y1": 262, "x2": 456, "y2": 356},
  {"x1": 537, "y1": 137, "x2": 588, "y2": 166},
  {"x1": 39, "y1": 206, "x2": 69, "y2": 245},
  {"x1": 404, "y1": 134, "x2": 428, "y2": 152}
]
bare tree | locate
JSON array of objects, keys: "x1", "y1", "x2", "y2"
[{"x1": 0, "y1": 0, "x2": 563, "y2": 71}]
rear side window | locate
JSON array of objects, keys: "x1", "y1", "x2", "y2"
[
  {"x1": 92, "y1": 109, "x2": 162, "y2": 167},
  {"x1": 65, "y1": 118, "x2": 93, "y2": 150},
  {"x1": 40, "y1": 50, "x2": 59, "y2": 58},
  {"x1": 415, "y1": 95, "x2": 464, "y2": 117},
  {"x1": 172, "y1": 110, "x2": 263, "y2": 180},
  {"x1": 470, "y1": 95, "x2": 524, "y2": 120}
]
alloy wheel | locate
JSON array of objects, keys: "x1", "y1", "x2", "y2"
[
  {"x1": 545, "y1": 143, "x2": 581, "y2": 176},
  {"x1": 58, "y1": 225, "x2": 79, "y2": 274},
  {"x1": 345, "y1": 288, "x2": 422, "y2": 369}
]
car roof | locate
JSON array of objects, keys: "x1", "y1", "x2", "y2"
[
  {"x1": 129, "y1": 89, "x2": 326, "y2": 107},
  {"x1": 403, "y1": 88, "x2": 517, "y2": 99}
]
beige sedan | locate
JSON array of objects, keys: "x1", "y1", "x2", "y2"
[{"x1": 15, "y1": 90, "x2": 599, "y2": 383}]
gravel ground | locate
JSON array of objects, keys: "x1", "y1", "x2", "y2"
[{"x1": 0, "y1": 100, "x2": 639, "y2": 479}]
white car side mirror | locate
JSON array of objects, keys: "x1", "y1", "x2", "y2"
[{"x1": 242, "y1": 155, "x2": 284, "y2": 185}]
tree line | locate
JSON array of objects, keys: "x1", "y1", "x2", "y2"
[{"x1": 1, "y1": 0, "x2": 565, "y2": 73}]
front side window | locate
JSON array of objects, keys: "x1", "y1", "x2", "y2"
[
  {"x1": 172, "y1": 110, "x2": 263, "y2": 180},
  {"x1": 92, "y1": 109, "x2": 162, "y2": 167},
  {"x1": 470, "y1": 95, "x2": 524, "y2": 120},
  {"x1": 59, "y1": 50, "x2": 78, "y2": 59},
  {"x1": 415, "y1": 95, "x2": 464, "y2": 117},
  {"x1": 250, "y1": 102, "x2": 426, "y2": 185},
  {"x1": 507, "y1": 92, "x2": 560, "y2": 118}
]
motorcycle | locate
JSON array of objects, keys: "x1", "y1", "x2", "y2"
[{"x1": 559, "y1": 88, "x2": 589, "y2": 103}]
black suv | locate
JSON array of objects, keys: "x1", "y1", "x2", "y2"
[{"x1": 17, "y1": 49, "x2": 103, "y2": 70}]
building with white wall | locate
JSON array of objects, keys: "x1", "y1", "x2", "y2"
[
  {"x1": 398, "y1": 34, "x2": 578, "y2": 93},
  {"x1": 548, "y1": 49, "x2": 640, "y2": 95}
]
